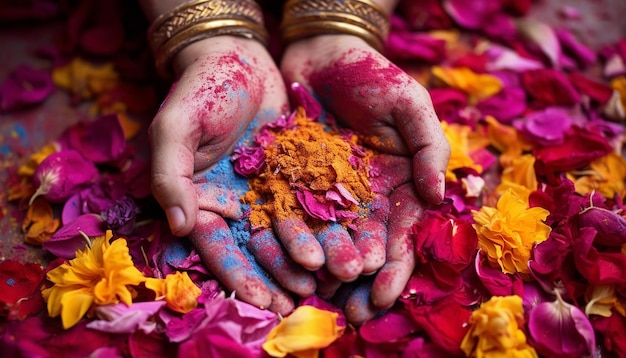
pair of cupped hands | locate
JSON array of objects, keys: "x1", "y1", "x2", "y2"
[{"x1": 150, "y1": 34, "x2": 450, "y2": 324}]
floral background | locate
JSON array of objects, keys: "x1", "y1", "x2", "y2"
[{"x1": 1, "y1": 0, "x2": 626, "y2": 357}]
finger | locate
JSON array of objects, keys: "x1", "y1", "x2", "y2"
[
  {"x1": 272, "y1": 217, "x2": 325, "y2": 271},
  {"x1": 189, "y1": 210, "x2": 272, "y2": 309},
  {"x1": 344, "y1": 282, "x2": 379, "y2": 325},
  {"x1": 316, "y1": 223, "x2": 363, "y2": 282},
  {"x1": 352, "y1": 194, "x2": 389, "y2": 275},
  {"x1": 248, "y1": 229, "x2": 317, "y2": 297},
  {"x1": 192, "y1": 160, "x2": 246, "y2": 220},
  {"x1": 149, "y1": 106, "x2": 198, "y2": 237},
  {"x1": 371, "y1": 183, "x2": 424, "y2": 309},
  {"x1": 395, "y1": 83, "x2": 451, "y2": 205},
  {"x1": 265, "y1": 278, "x2": 296, "y2": 317},
  {"x1": 314, "y1": 267, "x2": 343, "y2": 299},
  {"x1": 368, "y1": 155, "x2": 413, "y2": 195}
]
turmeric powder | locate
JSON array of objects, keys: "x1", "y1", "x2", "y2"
[{"x1": 242, "y1": 107, "x2": 373, "y2": 230}]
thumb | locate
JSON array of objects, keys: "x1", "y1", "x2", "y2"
[{"x1": 149, "y1": 112, "x2": 198, "y2": 236}]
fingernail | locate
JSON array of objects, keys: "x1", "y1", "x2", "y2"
[
  {"x1": 438, "y1": 172, "x2": 446, "y2": 202},
  {"x1": 166, "y1": 206, "x2": 186, "y2": 234}
]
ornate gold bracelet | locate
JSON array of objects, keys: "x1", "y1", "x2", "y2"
[
  {"x1": 148, "y1": 0, "x2": 269, "y2": 78},
  {"x1": 280, "y1": 0, "x2": 390, "y2": 52}
]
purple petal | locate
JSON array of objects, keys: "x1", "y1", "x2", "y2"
[
  {"x1": 516, "y1": 18, "x2": 562, "y2": 67},
  {"x1": 0, "y1": 65, "x2": 55, "y2": 112},
  {"x1": 32, "y1": 149, "x2": 99, "y2": 203},
  {"x1": 476, "y1": 86, "x2": 527, "y2": 123},
  {"x1": 528, "y1": 291, "x2": 596, "y2": 358},
  {"x1": 231, "y1": 146, "x2": 266, "y2": 177},
  {"x1": 514, "y1": 107, "x2": 573, "y2": 145},
  {"x1": 59, "y1": 114, "x2": 126, "y2": 163},
  {"x1": 443, "y1": 0, "x2": 501, "y2": 29},
  {"x1": 556, "y1": 28, "x2": 597, "y2": 69},
  {"x1": 42, "y1": 214, "x2": 105, "y2": 258},
  {"x1": 87, "y1": 301, "x2": 166, "y2": 334}
]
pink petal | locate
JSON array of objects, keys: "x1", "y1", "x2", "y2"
[
  {"x1": 296, "y1": 189, "x2": 336, "y2": 221},
  {"x1": 42, "y1": 214, "x2": 105, "y2": 258},
  {"x1": 555, "y1": 28, "x2": 597, "y2": 69},
  {"x1": 59, "y1": 114, "x2": 126, "y2": 164},
  {"x1": 476, "y1": 86, "x2": 527, "y2": 123},
  {"x1": 360, "y1": 311, "x2": 419, "y2": 343},
  {"x1": 514, "y1": 106, "x2": 573, "y2": 145},
  {"x1": 528, "y1": 291, "x2": 596, "y2": 358},
  {"x1": 443, "y1": 0, "x2": 501, "y2": 29},
  {"x1": 516, "y1": 18, "x2": 562, "y2": 67},
  {"x1": 231, "y1": 145, "x2": 266, "y2": 177},
  {"x1": 485, "y1": 44, "x2": 545, "y2": 72},
  {"x1": 578, "y1": 206, "x2": 626, "y2": 246},
  {"x1": 32, "y1": 150, "x2": 99, "y2": 203},
  {"x1": 87, "y1": 301, "x2": 166, "y2": 334},
  {"x1": 385, "y1": 32, "x2": 447, "y2": 63},
  {"x1": 0, "y1": 65, "x2": 55, "y2": 112}
]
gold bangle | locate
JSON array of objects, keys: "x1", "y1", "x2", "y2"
[
  {"x1": 148, "y1": 0, "x2": 269, "y2": 78},
  {"x1": 280, "y1": 0, "x2": 390, "y2": 52}
]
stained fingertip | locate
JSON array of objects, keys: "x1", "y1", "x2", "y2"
[
  {"x1": 344, "y1": 284, "x2": 378, "y2": 326},
  {"x1": 273, "y1": 217, "x2": 325, "y2": 270},
  {"x1": 316, "y1": 223, "x2": 363, "y2": 282},
  {"x1": 267, "y1": 288, "x2": 296, "y2": 317},
  {"x1": 248, "y1": 230, "x2": 317, "y2": 297},
  {"x1": 353, "y1": 220, "x2": 387, "y2": 275},
  {"x1": 370, "y1": 263, "x2": 410, "y2": 309}
]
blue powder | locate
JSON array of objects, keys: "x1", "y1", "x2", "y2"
[
  {"x1": 162, "y1": 239, "x2": 191, "y2": 267},
  {"x1": 6, "y1": 278, "x2": 15, "y2": 286}
]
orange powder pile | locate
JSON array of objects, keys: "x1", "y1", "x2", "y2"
[{"x1": 242, "y1": 107, "x2": 373, "y2": 229}]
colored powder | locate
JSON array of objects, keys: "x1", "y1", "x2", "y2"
[{"x1": 242, "y1": 107, "x2": 373, "y2": 229}]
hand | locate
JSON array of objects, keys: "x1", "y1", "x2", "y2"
[
  {"x1": 280, "y1": 35, "x2": 449, "y2": 323},
  {"x1": 280, "y1": 34, "x2": 450, "y2": 205},
  {"x1": 149, "y1": 36, "x2": 301, "y2": 313}
]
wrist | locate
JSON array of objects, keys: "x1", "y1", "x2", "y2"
[{"x1": 173, "y1": 35, "x2": 268, "y2": 76}]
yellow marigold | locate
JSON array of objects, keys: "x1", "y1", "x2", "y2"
[
  {"x1": 145, "y1": 271, "x2": 201, "y2": 314},
  {"x1": 442, "y1": 121, "x2": 483, "y2": 182},
  {"x1": 17, "y1": 142, "x2": 59, "y2": 177},
  {"x1": 432, "y1": 66, "x2": 503, "y2": 104},
  {"x1": 461, "y1": 296, "x2": 538, "y2": 358},
  {"x1": 263, "y1": 305, "x2": 344, "y2": 358},
  {"x1": 52, "y1": 58, "x2": 119, "y2": 100},
  {"x1": 41, "y1": 231, "x2": 146, "y2": 329},
  {"x1": 472, "y1": 189, "x2": 551, "y2": 275},
  {"x1": 495, "y1": 154, "x2": 538, "y2": 202},
  {"x1": 570, "y1": 153, "x2": 626, "y2": 199},
  {"x1": 611, "y1": 76, "x2": 626, "y2": 110},
  {"x1": 484, "y1": 116, "x2": 532, "y2": 167}
]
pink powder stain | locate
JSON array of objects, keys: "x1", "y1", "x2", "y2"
[{"x1": 309, "y1": 52, "x2": 406, "y2": 100}]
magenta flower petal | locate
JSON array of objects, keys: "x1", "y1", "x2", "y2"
[
  {"x1": 572, "y1": 227, "x2": 626, "y2": 285},
  {"x1": 87, "y1": 301, "x2": 166, "y2": 334},
  {"x1": 474, "y1": 251, "x2": 524, "y2": 296},
  {"x1": 578, "y1": 206, "x2": 626, "y2": 246},
  {"x1": 101, "y1": 196, "x2": 139, "y2": 235},
  {"x1": 514, "y1": 107, "x2": 573, "y2": 145},
  {"x1": 231, "y1": 145, "x2": 266, "y2": 177},
  {"x1": 59, "y1": 114, "x2": 126, "y2": 163},
  {"x1": 528, "y1": 291, "x2": 596, "y2": 358},
  {"x1": 296, "y1": 189, "x2": 336, "y2": 221},
  {"x1": 555, "y1": 28, "x2": 597, "y2": 69},
  {"x1": 476, "y1": 86, "x2": 527, "y2": 123},
  {"x1": 485, "y1": 44, "x2": 545, "y2": 72},
  {"x1": 516, "y1": 18, "x2": 562, "y2": 67},
  {"x1": 429, "y1": 88, "x2": 468, "y2": 124},
  {"x1": 0, "y1": 65, "x2": 55, "y2": 112},
  {"x1": 31, "y1": 150, "x2": 99, "y2": 204},
  {"x1": 385, "y1": 31, "x2": 446, "y2": 63},
  {"x1": 443, "y1": 0, "x2": 501, "y2": 29},
  {"x1": 42, "y1": 214, "x2": 105, "y2": 258},
  {"x1": 360, "y1": 311, "x2": 418, "y2": 343}
]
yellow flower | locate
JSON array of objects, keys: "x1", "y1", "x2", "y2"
[
  {"x1": 432, "y1": 66, "x2": 503, "y2": 104},
  {"x1": 611, "y1": 76, "x2": 626, "y2": 110},
  {"x1": 17, "y1": 142, "x2": 59, "y2": 177},
  {"x1": 571, "y1": 153, "x2": 626, "y2": 199},
  {"x1": 263, "y1": 305, "x2": 344, "y2": 358},
  {"x1": 484, "y1": 116, "x2": 532, "y2": 167},
  {"x1": 145, "y1": 271, "x2": 201, "y2": 314},
  {"x1": 495, "y1": 154, "x2": 538, "y2": 202},
  {"x1": 442, "y1": 121, "x2": 483, "y2": 181},
  {"x1": 461, "y1": 296, "x2": 538, "y2": 358},
  {"x1": 41, "y1": 231, "x2": 146, "y2": 329},
  {"x1": 52, "y1": 58, "x2": 119, "y2": 100},
  {"x1": 472, "y1": 189, "x2": 551, "y2": 275}
]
